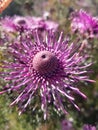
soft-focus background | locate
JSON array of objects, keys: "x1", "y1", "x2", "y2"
[{"x1": 0, "y1": 0, "x2": 98, "y2": 130}]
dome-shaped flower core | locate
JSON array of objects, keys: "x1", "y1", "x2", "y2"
[
  {"x1": 16, "y1": 19, "x2": 26, "y2": 25},
  {"x1": 33, "y1": 51, "x2": 58, "y2": 75}
]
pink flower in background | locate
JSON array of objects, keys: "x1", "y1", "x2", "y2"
[
  {"x1": 70, "y1": 9, "x2": 98, "y2": 38},
  {"x1": 61, "y1": 119, "x2": 74, "y2": 130},
  {"x1": 44, "y1": 20, "x2": 59, "y2": 32},
  {"x1": 83, "y1": 124, "x2": 96, "y2": 130},
  {"x1": 0, "y1": 16, "x2": 59, "y2": 33}
]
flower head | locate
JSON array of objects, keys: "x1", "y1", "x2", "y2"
[
  {"x1": 70, "y1": 9, "x2": 98, "y2": 38},
  {"x1": 0, "y1": 30, "x2": 93, "y2": 119},
  {"x1": 83, "y1": 124, "x2": 96, "y2": 130},
  {"x1": 61, "y1": 119, "x2": 74, "y2": 130},
  {"x1": 0, "y1": 16, "x2": 58, "y2": 33}
]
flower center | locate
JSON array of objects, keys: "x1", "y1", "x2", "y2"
[
  {"x1": 17, "y1": 20, "x2": 26, "y2": 25},
  {"x1": 14, "y1": 18, "x2": 27, "y2": 26},
  {"x1": 33, "y1": 51, "x2": 58, "y2": 75}
]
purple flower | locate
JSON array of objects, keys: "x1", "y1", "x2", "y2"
[
  {"x1": 61, "y1": 119, "x2": 74, "y2": 130},
  {"x1": 70, "y1": 9, "x2": 98, "y2": 38},
  {"x1": 83, "y1": 124, "x2": 96, "y2": 130},
  {"x1": 0, "y1": 16, "x2": 59, "y2": 33},
  {"x1": 0, "y1": 30, "x2": 94, "y2": 119},
  {"x1": 44, "y1": 20, "x2": 59, "y2": 32}
]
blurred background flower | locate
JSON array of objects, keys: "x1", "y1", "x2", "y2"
[
  {"x1": 70, "y1": 9, "x2": 98, "y2": 38},
  {"x1": 83, "y1": 124, "x2": 96, "y2": 130}
]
